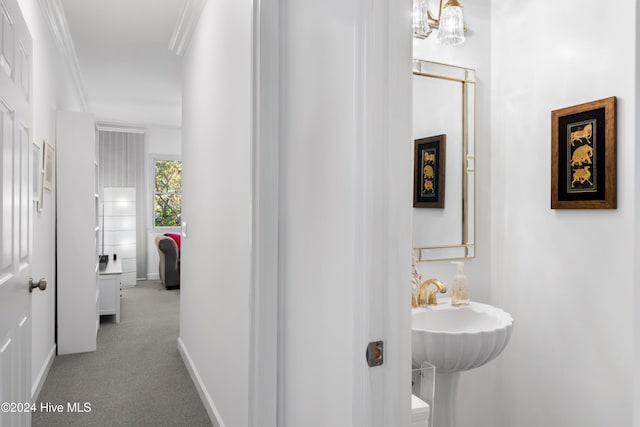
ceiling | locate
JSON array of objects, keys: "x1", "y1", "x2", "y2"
[{"x1": 61, "y1": 0, "x2": 185, "y2": 128}]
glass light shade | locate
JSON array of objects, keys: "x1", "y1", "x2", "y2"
[
  {"x1": 413, "y1": 0, "x2": 431, "y2": 38},
  {"x1": 437, "y1": 3, "x2": 465, "y2": 46}
]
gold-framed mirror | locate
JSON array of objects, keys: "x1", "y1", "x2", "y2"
[{"x1": 412, "y1": 59, "x2": 476, "y2": 262}]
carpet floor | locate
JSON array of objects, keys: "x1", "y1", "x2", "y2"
[{"x1": 33, "y1": 280, "x2": 212, "y2": 427}]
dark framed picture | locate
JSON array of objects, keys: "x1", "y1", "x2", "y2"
[
  {"x1": 551, "y1": 97, "x2": 616, "y2": 209},
  {"x1": 413, "y1": 134, "x2": 446, "y2": 208}
]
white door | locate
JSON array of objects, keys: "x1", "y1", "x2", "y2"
[
  {"x1": 250, "y1": 0, "x2": 412, "y2": 425},
  {"x1": 0, "y1": 0, "x2": 34, "y2": 425}
]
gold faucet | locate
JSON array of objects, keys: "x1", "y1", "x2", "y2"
[{"x1": 417, "y1": 278, "x2": 447, "y2": 307}]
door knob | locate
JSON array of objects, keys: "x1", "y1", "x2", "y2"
[{"x1": 29, "y1": 278, "x2": 47, "y2": 293}]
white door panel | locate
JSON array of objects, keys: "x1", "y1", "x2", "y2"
[
  {"x1": 18, "y1": 123, "x2": 29, "y2": 264},
  {"x1": 0, "y1": 100, "x2": 12, "y2": 274},
  {"x1": 0, "y1": 335, "x2": 16, "y2": 427},
  {"x1": 0, "y1": 0, "x2": 32, "y2": 425}
]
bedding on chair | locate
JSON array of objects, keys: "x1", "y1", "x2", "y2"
[{"x1": 163, "y1": 233, "x2": 181, "y2": 251}]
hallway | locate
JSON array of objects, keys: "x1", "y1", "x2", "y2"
[{"x1": 33, "y1": 281, "x2": 211, "y2": 427}]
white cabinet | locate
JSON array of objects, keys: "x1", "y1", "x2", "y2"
[
  {"x1": 56, "y1": 111, "x2": 98, "y2": 355},
  {"x1": 99, "y1": 259, "x2": 122, "y2": 323}
]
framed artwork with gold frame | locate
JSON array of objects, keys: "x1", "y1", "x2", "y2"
[
  {"x1": 551, "y1": 97, "x2": 616, "y2": 209},
  {"x1": 413, "y1": 134, "x2": 446, "y2": 208}
]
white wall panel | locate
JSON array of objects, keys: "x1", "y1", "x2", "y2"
[
  {"x1": 56, "y1": 111, "x2": 97, "y2": 355},
  {"x1": 179, "y1": 1, "x2": 252, "y2": 425},
  {"x1": 490, "y1": 1, "x2": 635, "y2": 426}
]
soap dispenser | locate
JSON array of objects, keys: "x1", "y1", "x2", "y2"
[{"x1": 451, "y1": 261, "x2": 469, "y2": 306}]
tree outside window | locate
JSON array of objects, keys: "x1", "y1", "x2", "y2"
[{"x1": 154, "y1": 159, "x2": 182, "y2": 227}]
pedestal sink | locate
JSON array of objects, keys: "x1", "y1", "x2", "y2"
[{"x1": 412, "y1": 298, "x2": 513, "y2": 427}]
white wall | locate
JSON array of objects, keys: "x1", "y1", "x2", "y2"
[
  {"x1": 56, "y1": 111, "x2": 98, "y2": 355},
  {"x1": 491, "y1": 1, "x2": 635, "y2": 426},
  {"x1": 146, "y1": 127, "x2": 181, "y2": 156},
  {"x1": 17, "y1": 0, "x2": 85, "y2": 398},
  {"x1": 179, "y1": 0, "x2": 252, "y2": 425},
  {"x1": 635, "y1": 4, "x2": 640, "y2": 422},
  {"x1": 412, "y1": 1, "x2": 494, "y2": 425},
  {"x1": 144, "y1": 127, "x2": 181, "y2": 280},
  {"x1": 635, "y1": 7, "x2": 640, "y2": 427},
  {"x1": 415, "y1": 2, "x2": 639, "y2": 425}
]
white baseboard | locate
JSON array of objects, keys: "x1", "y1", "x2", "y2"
[
  {"x1": 31, "y1": 344, "x2": 56, "y2": 400},
  {"x1": 177, "y1": 337, "x2": 225, "y2": 427},
  {"x1": 147, "y1": 273, "x2": 160, "y2": 281}
]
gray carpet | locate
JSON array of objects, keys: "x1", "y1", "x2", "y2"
[{"x1": 33, "y1": 280, "x2": 212, "y2": 427}]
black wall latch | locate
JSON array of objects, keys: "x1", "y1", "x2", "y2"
[{"x1": 366, "y1": 341, "x2": 384, "y2": 367}]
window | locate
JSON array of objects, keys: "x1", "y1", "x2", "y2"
[{"x1": 154, "y1": 159, "x2": 182, "y2": 227}]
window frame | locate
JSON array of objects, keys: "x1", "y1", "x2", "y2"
[{"x1": 150, "y1": 154, "x2": 182, "y2": 230}]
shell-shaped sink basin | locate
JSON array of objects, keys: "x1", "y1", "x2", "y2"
[{"x1": 412, "y1": 298, "x2": 513, "y2": 373}]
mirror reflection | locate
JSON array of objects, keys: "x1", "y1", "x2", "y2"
[{"x1": 412, "y1": 60, "x2": 475, "y2": 261}]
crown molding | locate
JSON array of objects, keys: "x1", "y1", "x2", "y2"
[
  {"x1": 96, "y1": 122, "x2": 147, "y2": 134},
  {"x1": 168, "y1": 0, "x2": 207, "y2": 56},
  {"x1": 39, "y1": 0, "x2": 89, "y2": 112}
]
